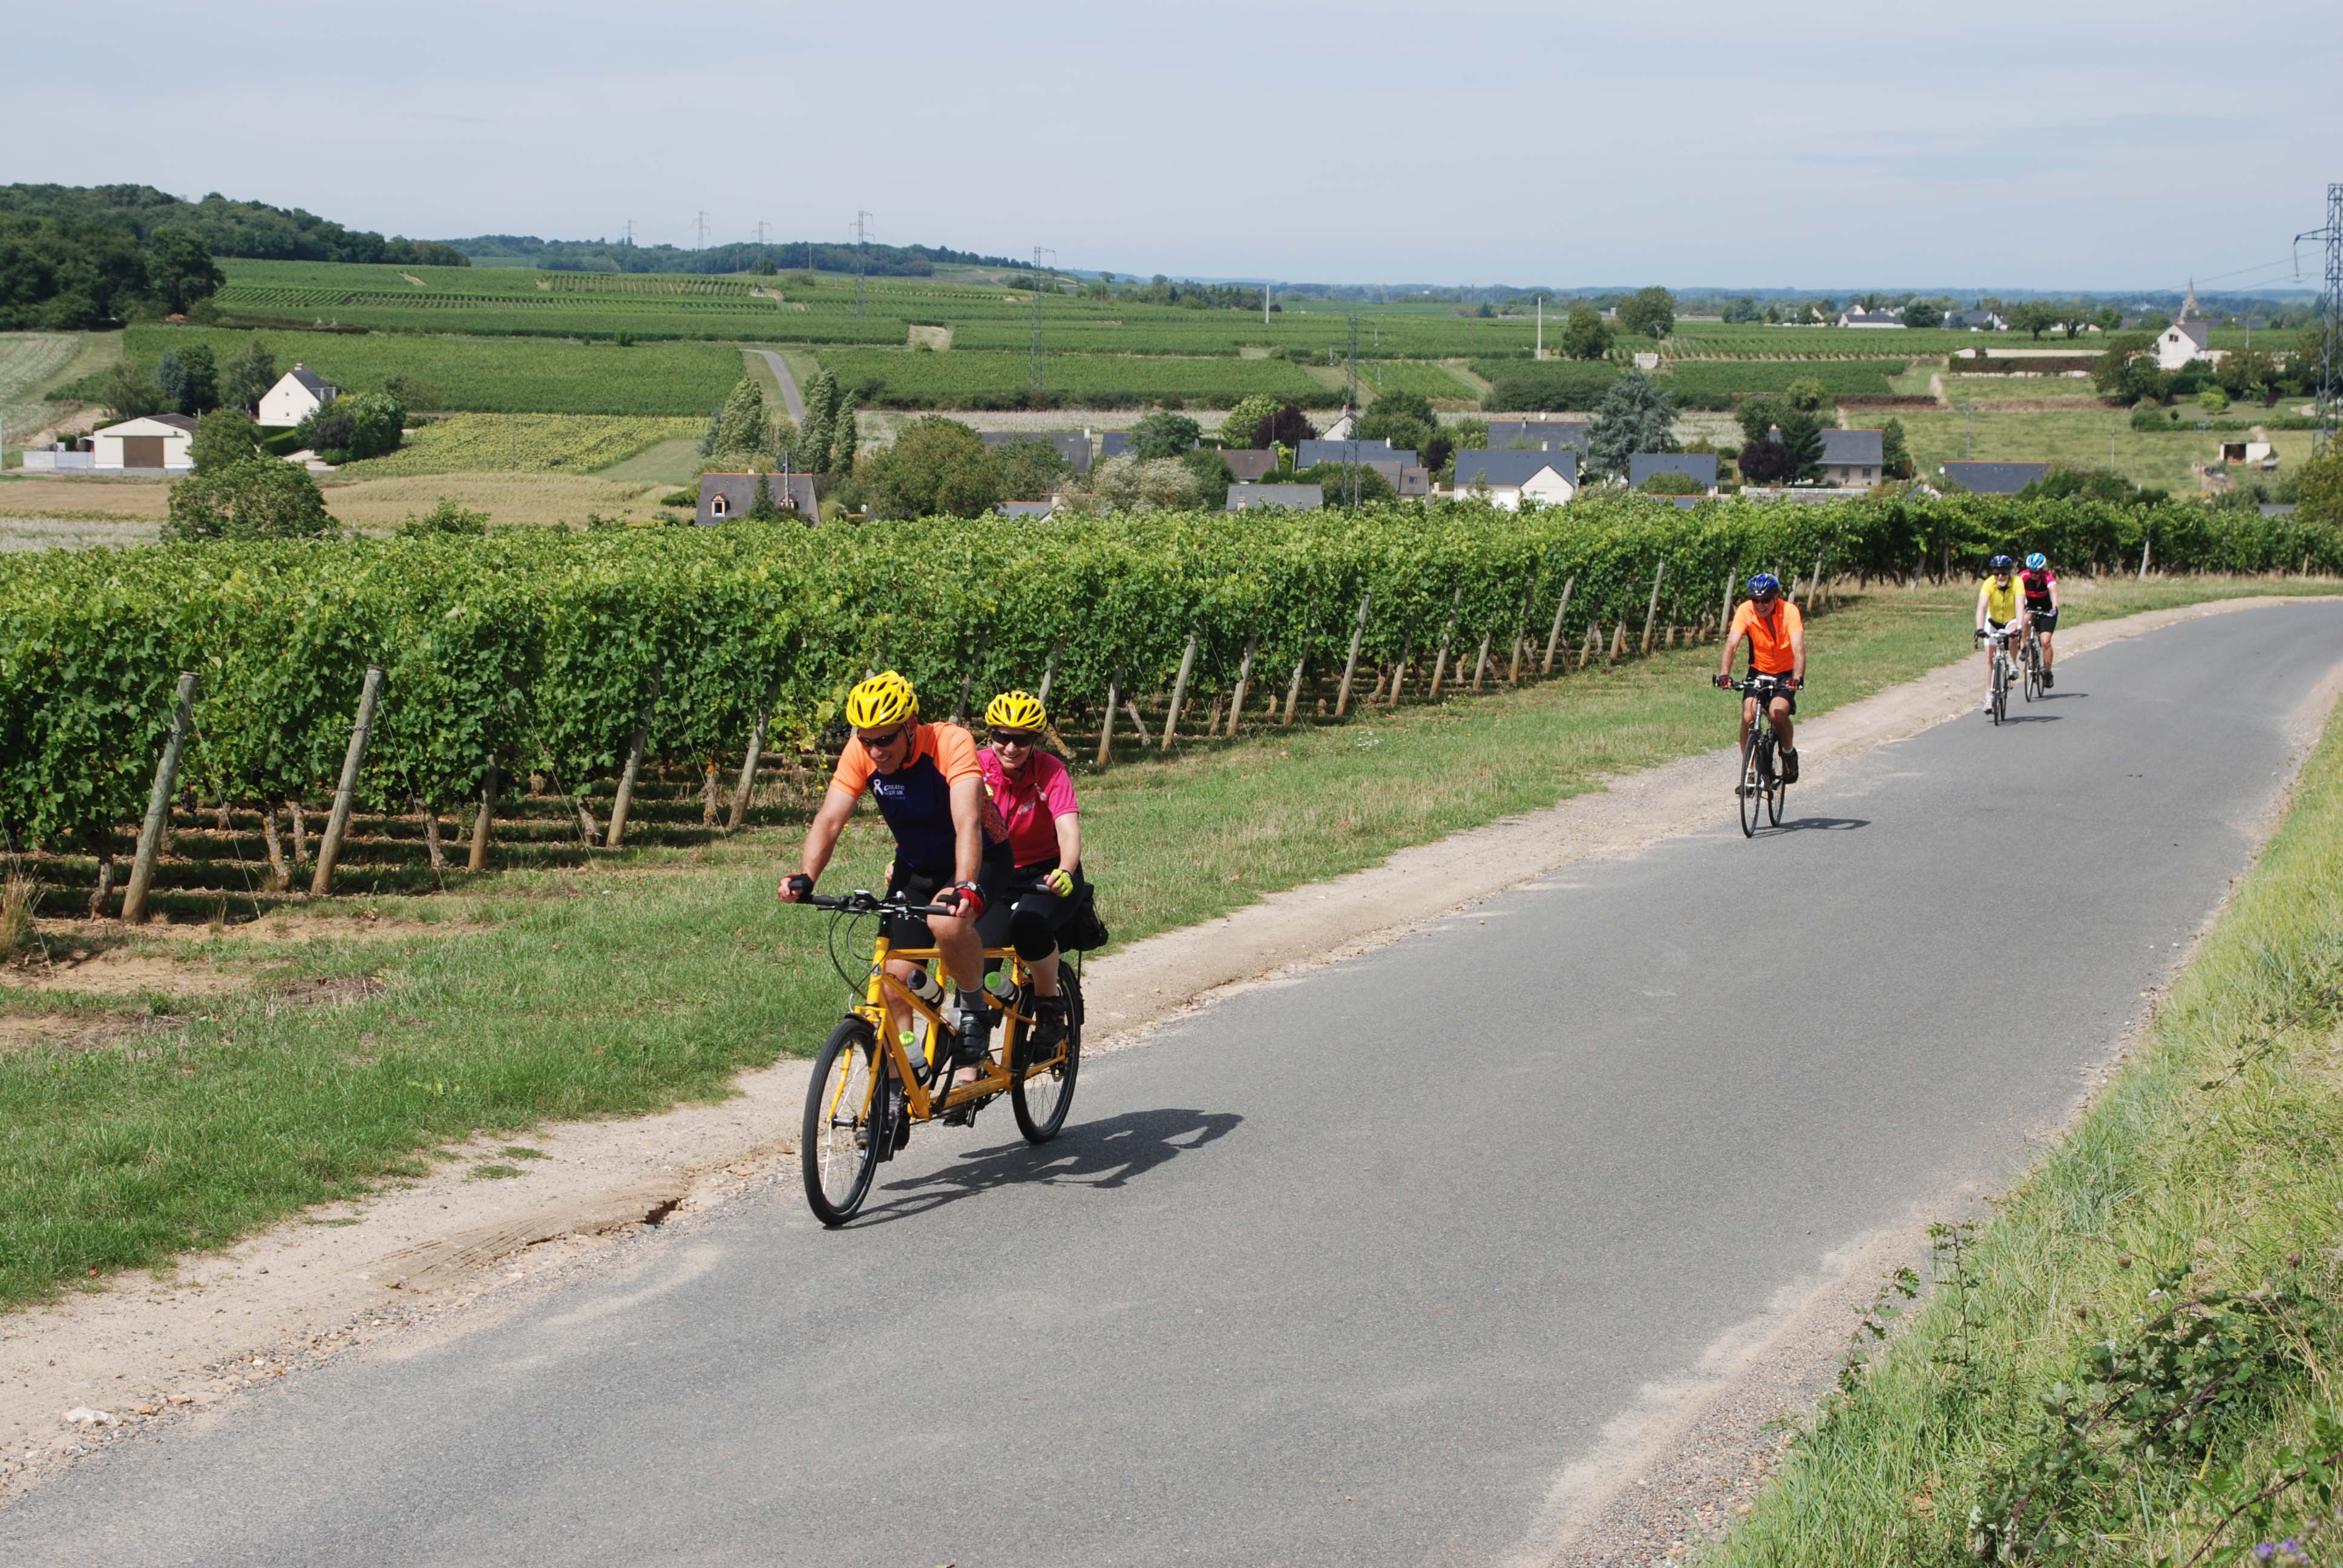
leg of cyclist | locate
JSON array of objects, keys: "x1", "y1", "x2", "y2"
[
  {"x1": 1769, "y1": 694, "x2": 1797, "y2": 781},
  {"x1": 1980, "y1": 627, "x2": 2000, "y2": 711},
  {"x1": 2038, "y1": 620, "x2": 2056, "y2": 686},
  {"x1": 1740, "y1": 691, "x2": 1760, "y2": 753}
]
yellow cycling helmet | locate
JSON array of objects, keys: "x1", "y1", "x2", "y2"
[
  {"x1": 983, "y1": 689, "x2": 1047, "y2": 733},
  {"x1": 844, "y1": 670, "x2": 919, "y2": 730}
]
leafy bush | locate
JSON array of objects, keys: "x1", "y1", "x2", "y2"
[
  {"x1": 159, "y1": 458, "x2": 336, "y2": 543},
  {"x1": 297, "y1": 390, "x2": 404, "y2": 463},
  {"x1": 1478, "y1": 360, "x2": 1621, "y2": 412},
  {"x1": 189, "y1": 408, "x2": 259, "y2": 472},
  {"x1": 394, "y1": 498, "x2": 490, "y2": 537}
]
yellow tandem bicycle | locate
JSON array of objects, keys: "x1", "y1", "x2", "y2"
[{"x1": 795, "y1": 889, "x2": 1083, "y2": 1226}]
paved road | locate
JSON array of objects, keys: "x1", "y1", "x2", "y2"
[
  {"x1": 746, "y1": 347, "x2": 806, "y2": 423},
  {"x1": 11, "y1": 604, "x2": 2343, "y2": 1567}
]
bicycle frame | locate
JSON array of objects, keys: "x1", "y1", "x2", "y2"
[{"x1": 834, "y1": 935, "x2": 1064, "y2": 1125}]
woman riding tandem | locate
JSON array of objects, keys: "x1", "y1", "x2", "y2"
[{"x1": 977, "y1": 690, "x2": 1084, "y2": 1054}]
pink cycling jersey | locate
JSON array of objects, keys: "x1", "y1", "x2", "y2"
[{"x1": 978, "y1": 747, "x2": 1079, "y2": 868}]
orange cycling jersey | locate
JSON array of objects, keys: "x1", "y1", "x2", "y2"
[{"x1": 1728, "y1": 597, "x2": 1804, "y2": 675}]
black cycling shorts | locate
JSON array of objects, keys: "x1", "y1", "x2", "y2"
[
  {"x1": 1744, "y1": 674, "x2": 1797, "y2": 716},
  {"x1": 977, "y1": 857, "x2": 1087, "y2": 962},
  {"x1": 884, "y1": 846, "x2": 1012, "y2": 949},
  {"x1": 2027, "y1": 606, "x2": 2059, "y2": 633}
]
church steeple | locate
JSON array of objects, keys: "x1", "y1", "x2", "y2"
[{"x1": 2180, "y1": 277, "x2": 2201, "y2": 320}]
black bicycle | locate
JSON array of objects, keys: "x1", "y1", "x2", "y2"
[
  {"x1": 2020, "y1": 619, "x2": 2045, "y2": 703},
  {"x1": 1722, "y1": 675, "x2": 1794, "y2": 837},
  {"x1": 1978, "y1": 625, "x2": 2019, "y2": 725}
]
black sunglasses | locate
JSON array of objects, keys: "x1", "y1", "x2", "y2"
[
  {"x1": 859, "y1": 724, "x2": 911, "y2": 750},
  {"x1": 990, "y1": 729, "x2": 1040, "y2": 746}
]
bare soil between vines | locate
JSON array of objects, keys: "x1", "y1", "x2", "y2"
[{"x1": 1, "y1": 594, "x2": 2332, "y2": 1514}]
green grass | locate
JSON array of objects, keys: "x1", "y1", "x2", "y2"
[
  {"x1": 1901, "y1": 407, "x2": 2317, "y2": 491},
  {"x1": 814, "y1": 346, "x2": 1337, "y2": 409},
  {"x1": 332, "y1": 414, "x2": 703, "y2": 477},
  {"x1": 0, "y1": 577, "x2": 2332, "y2": 1310},
  {"x1": 0, "y1": 332, "x2": 96, "y2": 460},
  {"x1": 120, "y1": 324, "x2": 744, "y2": 416},
  {"x1": 1708, "y1": 689, "x2": 2343, "y2": 1568}
]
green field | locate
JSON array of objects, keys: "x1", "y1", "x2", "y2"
[
  {"x1": 1661, "y1": 358, "x2": 1911, "y2": 399},
  {"x1": 120, "y1": 324, "x2": 741, "y2": 416},
  {"x1": 331, "y1": 414, "x2": 703, "y2": 477},
  {"x1": 1899, "y1": 407, "x2": 2315, "y2": 491},
  {"x1": 0, "y1": 333, "x2": 106, "y2": 457},
  {"x1": 814, "y1": 346, "x2": 1339, "y2": 409}
]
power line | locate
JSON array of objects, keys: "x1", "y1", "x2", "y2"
[
  {"x1": 853, "y1": 211, "x2": 873, "y2": 317},
  {"x1": 695, "y1": 211, "x2": 709, "y2": 252},
  {"x1": 2296, "y1": 183, "x2": 2342, "y2": 453}
]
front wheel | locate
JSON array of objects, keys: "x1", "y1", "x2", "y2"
[
  {"x1": 1991, "y1": 659, "x2": 2007, "y2": 726},
  {"x1": 1738, "y1": 730, "x2": 1761, "y2": 838},
  {"x1": 802, "y1": 1017, "x2": 888, "y2": 1227},
  {"x1": 1012, "y1": 970, "x2": 1082, "y2": 1144}
]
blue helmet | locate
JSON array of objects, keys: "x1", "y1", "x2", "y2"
[
  {"x1": 2026, "y1": 552, "x2": 2046, "y2": 570},
  {"x1": 1748, "y1": 572, "x2": 1780, "y2": 598},
  {"x1": 1989, "y1": 554, "x2": 2014, "y2": 572}
]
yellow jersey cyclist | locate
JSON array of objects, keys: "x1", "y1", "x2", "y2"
[
  {"x1": 779, "y1": 671, "x2": 1014, "y2": 1109},
  {"x1": 974, "y1": 690, "x2": 1087, "y2": 1056},
  {"x1": 1711, "y1": 572, "x2": 1806, "y2": 783},
  {"x1": 2019, "y1": 552, "x2": 2060, "y2": 690},
  {"x1": 1974, "y1": 555, "x2": 2022, "y2": 712}
]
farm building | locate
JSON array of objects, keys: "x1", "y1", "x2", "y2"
[
  {"x1": 1484, "y1": 419, "x2": 1588, "y2": 454},
  {"x1": 91, "y1": 413, "x2": 197, "y2": 472},
  {"x1": 1216, "y1": 449, "x2": 1281, "y2": 483},
  {"x1": 1629, "y1": 453, "x2": 1719, "y2": 493},
  {"x1": 697, "y1": 472, "x2": 818, "y2": 524},
  {"x1": 983, "y1": 430, "x2": 1093, "y2": 477},
  {"x1": 996, "y1": 500, "x2": 1063, "y2": 518},
  {"x1": 1942, "y1": 460, "x2": 2049, "y2": 495},
  {"x1": 2220, "y1": 440, "x2": 2276, "y2": 468},
  {"x1": 1944, "y1": 310, "x2": 2007, "y2": 331},
  {"x1": 1838, "y1": 308, "x2": 1905, "y2": 328},
  {"x1": 1450, "y1": 449, "x2": 1579, "y2": 509},
  {"x1": 257, "y1": 364, "x2": 339, "y2": 428},
  {"x1": 1226, "y1": 483, "x2": 1323, "y2": 512},
  {"x1": 1817, "y1": 429, "x2": 1886, "y2": 488}
]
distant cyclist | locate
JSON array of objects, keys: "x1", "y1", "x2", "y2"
[
  {"x1": 975, "y1": 690, "x2": 1084, "y2": 1054},
  {"x1": 1712, "y1": 572, "x2": 1805, "y2": 783},
  {"x1": 780, "y1": 671, "x2": 1012, "y2": 1106},
  {"x1": 2020, "y1": 551, "x2": 2060, "y2": 690},
  {"x1": 1974, "y1": 555, "x2": 2022, "y2": 713}
]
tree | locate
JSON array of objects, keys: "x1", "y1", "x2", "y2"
[
  {"x1": 1734, "y1": 396, "x2": 1789, "y2": 447},
  {"x1": 745, "y1": 471, "x2": 785, "y2": 521},
  {"x1": 1784, "y1": 376, "x2": 1826, "y2": 413},
  {"x1": 2295, "y1": 445, "x2": 2343, "y2": 528},
  {"x1": 709, "y1": 376, "x2": 769, "y2": 461},
  {"x1": 1357, "y1": 389, "x2": 1437, "y2": 453},
  {"x1": 1218, "y1": 394, "x2": 1281, "y2": 448},
  {"x1": 2094, "y1": 305, "x2": 2124, "y2": 332},
  {"x1": 1180, "y1": 447, "x2": 1233, "y2": 509},
  {"x1": 161, "y1": 458, "x2": 335, "y2": 541},
  {"x1": 1616, "y1": 287, "x2": 1676, "y2": 340},
  {"x1": 1132, "y1": 410, "x2": 1202, "y2": 460},
  {"x1": 830, "y1": 394, "x2": 859, "y2": 472},
  {"x1": 2089, "y1": 334, "x2": 2153, "y2": 399},
  {"x1": 1735, "y1": 439, "x2": 1795, "y2": 485},
  {"x1": 2022, "y1": 466, "x2": 2134, "y2": 504},
  {"x1": 163, "y1": 344, "x2": 218, "y2": 414},
  {"x1": 145, "y1": 229, "x2": 224, "y2": 314},
  {"x1": 380, "y1": 374, "x2": 442, "y2": 413},
  {"x1": 97, "y1": 359, "x2": 166, "y2": 420},
  {"x1": 220, "y1": 335, "x2": 276, "y2": 413},
  {"x1": 1558, "y1": 303, "x2": 1613, "y2": 360},
  {"x1": 1584, "y1": 370, "x2": 1678, "y2": 478},
  {"x1": 1722, "y1": 296, "x2": 1763, "y2": 324},
  {"x1": 1090, "y1": 454, "x2": 1199, "y2": 512},
  {"x1": 860, "y1": 416, "x2": 998, "y2": 518},
  {"x1": 155, "y1": 350, "x2": 191, "y2": 414},
  {"x1": 189, "y1": 408, "x2": 258, "y2": 471},
  {"x1": 1774, "y1": 410, "x2": 1825, "y2": 481},
  {"x1": 794, "y1": 369, "x2": 837, "y2": 469},
  {"x1": 2198, "y1": 386, "x2": 2229, "y2": 416},
  {"x1": 395, "y1": 497, "x2": 490, "y2": 536},
  {"x1": 994, "y1": 436, "x2": 1072, "y2": 500},
  {"x1": 298, "y1": 390, "x2": 403, "y2": 462},
  {"x1": 1639, "y1": 469, "x2": 1703, "y2": 495},
  {"x1": 2009, "y1": 301, "x2": 2059, "y2": 339},
  {"x1": 1902, "y1": 300, "x2": 1943, "y2": 329},
  {"x1": 1880, "y1": 417, "x2": 1912, "y2": 480},
  {"x1": 1294, "y1": 462, "x2": 1395, "y2": 505},
  {"x1": 1260, "y1": 401, "x2": 1315, "y2": 449}
]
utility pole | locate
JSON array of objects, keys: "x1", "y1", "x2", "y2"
[
  {"x1": 2296, "y1": 181, "x2": 2342, "y2": 454},
  {"x1": 695, "y1": 211, "x2": 709, "y2": 252},
  {"x1": 1345, "y1": 315, "x2": 1362, "y2": 508},
  {"x1": 1263, "y1": 279, "x2": 1272, "y2": 325},
  {"x1": 1536, "y1": 294, "x2": 1544, "y2": 360},
  {"x1": 1962, "y1": 400, "x2": 1974, "y2": 459},
  {"x1": 853, "y1": 211, "x2": 873, "y2": 317},
  {"x1": 1031, "y1": 246, "x2": 1056, "y2": 393},
  {"x1": 622, "y1": 218, "x2": 634, "y2": 248}
]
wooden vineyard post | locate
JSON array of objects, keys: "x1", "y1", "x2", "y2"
[
  {"x1": 1639, "y1": 560, "x2": 1666, "y2": 655},
  {"x1": 1720, "y1": 567, "x2": 1737, "y2": 631},
  {"x1": 951, "y1": 632, "x2": 988, "y2": 726},
  {"x1": 1094, "y1": 676, "x2": 1119, "y2": 766},
  {"x1": 1507, "y1": 584, "x2": 1534, "y2": 684},
  {"x1": 1161, "y1": 632, "x2": 1199, "y2": 751},
  {"x1": 1227, "y1": 634, "x2": 1259, "y2": 737},
  {"x1": 1385, "y1": 624, "x2": 1415, "y2": 707},
  {"x1": 1036, "y1": 647, "x2": 1059, "y2": 708},
  {"x1": 1470, "y1": 630, "x2": 1493, "y2": 692},
  {"x1": 1334, "y1": 591, "x2": 1372, "y2": 717},
  {"x1": 311, "y1": 665, "x2": 384, "y2": 898},
  {"x1": 1577, "y1": 621, "x2": 1599, "y2": 670},
  {"x1": 727, "y1": 693, "x2": 775, "y2": 832},
  {"x1": 1542, "y1": 575, "x2": 1577, "y2": 675},
  {"x1": 1426, "y1": 585, "x2": 1466, "y2": 701},
  {"x1": 2138, "y1": 532, "x2": 2152, "y2": 580},
  {"x1": 1608, "y1": 622, "x2": 1628, "y2": 667},
  {"x1": 1281, "y1": 654, "x2": 1307, "y2": 725},
  {"x1": 469, "y1": 760, "x2": 499, "y2": 871},
  {"x1": 122, "y1": 670, "x2": 197, "y2": 925},
  {"x1": 605, "y1": 682, "x2": 661, "y2": 849},
  {"x1": 1810, "y1": 554, "x2": 1825, "y2": 608}
]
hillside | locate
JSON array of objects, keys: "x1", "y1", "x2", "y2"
[{"x1": 0, "y1": 184, "x2": 465, "y2": 267}]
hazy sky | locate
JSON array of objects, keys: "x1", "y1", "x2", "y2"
[{"x1": 23, "y1": 0, "x2": 2339, "y2": 292}]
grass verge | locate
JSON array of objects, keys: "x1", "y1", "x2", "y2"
[
  {"x1": 0, "y1": 576, "x2": 2332, "y2": 1311},
  {"x1": 1708, "y1": 684, "x2": 2343, "y2": 1566}
]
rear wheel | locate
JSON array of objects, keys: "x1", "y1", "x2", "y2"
[
  {"x1": 1012, "y1": 970, "x2": 1082, "y2": 1144},
  {"x1": 1738, "y1": 730, "x2": 1762, "y2": 838},
  {"x1": 802, "y1": 1017, "x2": 887, "y2": 1227},
  {"x1": 1767, "y1": 749, "x2": 1786, "y2": 828},
  {"x1": 2024, "y1": 642, "x2": 2041, "y2": 702}
]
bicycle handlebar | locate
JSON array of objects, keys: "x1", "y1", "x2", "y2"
[
  {"x1": 1722, "y1": 675, "x2": 1798, "y2": 693},
  {"x1": 800, "y1": 890, "x2": 956, "y2": 917}
]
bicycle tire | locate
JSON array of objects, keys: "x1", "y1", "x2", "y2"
[
  {"x1": 1991, "y1": 657, "x2": 2007, "y2": 726},
  {"x1": 1738, "y1": 730, "x2": 1761, "y2": 838},
  {"x1": 802, "y1": 1016, "x2": 886, "y2": 1226},
  {"x1": 1012, "y1": 970, "x2": 1082, "y2": 1145},
  {"x1": 1767, "y1": 764, "x2": 1786, "y2": 828},
  {"x1": 2023, "y1": 642, "x2": 2041, "y2": 703}
]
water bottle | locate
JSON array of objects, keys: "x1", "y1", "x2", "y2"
[{"x1": 901, "y1": 965, "x2": 945, "y2": 1009}]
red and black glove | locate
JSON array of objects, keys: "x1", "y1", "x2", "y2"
[
  {"x1": 937, "y1": 881, "x2": 986, "y2": 920},
  {"x1": 781, "y1": 872, "x2": 814, "y2": 902}
]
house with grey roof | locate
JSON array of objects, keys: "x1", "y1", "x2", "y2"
[
  {"x1": 2155, "y1": 318, "x2": 2211, "y2": 371},
  {"x1": 698, "y1": 472, "x2": 819, "y2": 525},
  {"x1": 1295, "y1": 438, "x2": 1416, "y2": 470},
  {"x1": 1944, "y1": 310, "x2": 2007, "y2": 332},
  {"x1": 1817, "y1": 428, "x2": 1886, "y2": 488},
  {"x1": 1942, "y1": 460, "x2": 2048, "y2": 495},
  {"x1": 1450, "y1": 449, "x2": 1578, "y2": 510},
  {"x1": 1484, "y1": 419, "x2": 1588, "y2": 454},
  {"x1": 1838, "y1": 307, "x2": 1906, "y2": 328},
  {"x1": 981, "y1": 430, "x2": 1093, "y2": 476},
  {"x1": 257, "y1": 364, "x2": 340, "y2": 428},
  {"x1": 1226, "y1": 483, "x2": 1323, "y2": 512},
  {"x1": 1216, "y1": 448, "x2": 1281, "y2": 483},
  {"x1": 1098, "y1": 431, "x2": 1133, "y2": 462},
  {"x1": 1629, "y1": 452, "x2": 1719, "y2": 494}
]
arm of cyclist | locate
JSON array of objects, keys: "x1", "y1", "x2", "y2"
[
  {"x1": 781, "y1": 783, "x2": 860, "y2": 901},
  {"x1": 1788, "y1": 619, "x2": 1806, "y2": 688},
  {"x1": 928, "y1": 776, "x2": 990, "y2": 916},
  {"x1": 1714, "y1": 609, "x2": 1745, "y2": 687},
  {"x1": 1975, "y1": 583, "x2": 1991, "y2": 638},
  {"x1": 1045, "y1": 812, "x2": 1083, "y2": 895}
]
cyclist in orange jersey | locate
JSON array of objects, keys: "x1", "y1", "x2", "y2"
[{"x1": 1711, "y1": 572, "x2": 1806, "y2": 782}]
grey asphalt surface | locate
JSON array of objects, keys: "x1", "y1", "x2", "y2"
[{"x1": 10, "y1": 603, "x2": 2343, "y2": 1567}]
